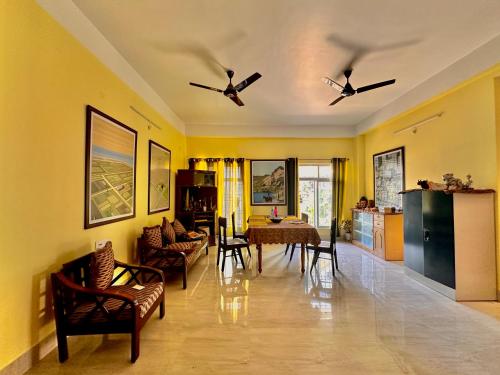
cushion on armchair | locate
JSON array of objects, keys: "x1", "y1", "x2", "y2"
[
  {"x1": 161, "y1": 218, "x2": 176, "y2": 245},
  {"x1": 173, "y1": 219, "x2": 187, "y2": 237},
  {"x1": 90, "y1": 241, "x2": 115, "y2": 290},
  {"x1": 166, "y1": 242, "x2": 197, "y2": 254},
  {"x1": 143, "y1": 225, "x2": 163, "y2": 248}
]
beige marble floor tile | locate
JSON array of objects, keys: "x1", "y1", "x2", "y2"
[{"x1": 25, "y1": 242, "x2": 500, "y2": 374}]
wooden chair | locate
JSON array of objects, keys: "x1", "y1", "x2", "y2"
[
  {"x1": 307, "y1": 218, "x2": 338, "y2": 276},
  {"x1": 217, "y1": 217, "x2": 249, "y2": 272},
  {"x1": 51, "y1": 250, "x2": 165, "y2": 363},
  {"x1": 232, "y1": 211, "x2": 251, "y2": 257},
  {"x1": 285, "y1": 213, "x2": 309, "y2": 260}
]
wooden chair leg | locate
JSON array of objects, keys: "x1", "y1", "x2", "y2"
[
  {"x1": 238, "y1": 249, "x2": 245, "y2": 269},
  {"x1": 247, "y1": 245, "x2": 252, "y2": 258},
  {"x1": 289, "y1": 244, "x2": 296, "y2": 261},
  {"x1": 182, "y1": 264, "x2": 187, "y2": 289},
  {"x1": 310, "y1": 251, "x2": 320, "y2": 272},
  {"x1": 285, "y1": 243, "x2": 290, "y2": 255},
  {"x1": 216, "y1": 243, "x2": 221, "y2": 265},
  {"x1": 131, "y1": 329, "x2": 140, "y2": 363},
  {"x1": 159, "y1": 294, "x2": 165, "y2": 319},
  {"x1": 56, "y1": 331, "x2": 68, "y2": 363},
  {"x1": 221, "y1": 249, "x2": 227, "y2": 272},
  {"x1": 331, "y1": 252, "x2": 335, "y2": 277},
  {"x1": 334, "y1": 249, "x2": 339, "y2": 270}
]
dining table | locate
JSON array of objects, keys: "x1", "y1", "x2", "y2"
[{"x1": 245, "y1": 216, "x2": 321, "y2": 273}]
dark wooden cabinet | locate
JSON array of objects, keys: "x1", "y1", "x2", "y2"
[
  {"x1": 175, "y1": 170, "x2": 217, "y2": 246},
  {"x1": 402, "y1": 189, "x2": 496, "y2": 301}
]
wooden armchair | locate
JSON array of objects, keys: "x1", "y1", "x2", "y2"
[{"x1": 51, "y1": 245, "x2": 165, "y2": 363}]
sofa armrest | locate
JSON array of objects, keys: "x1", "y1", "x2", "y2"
[
  {"x1": 113, "y1": 260, "x2": 165, "y2": 285},
  {"x1": 51, "y1": 272, "x2": 137, "y2": 304}
]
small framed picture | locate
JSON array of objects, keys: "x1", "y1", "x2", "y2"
[
  {"x1": 373, "y1": 147, "x2": 405, "y2": 209},
  {"x1": 148, "y1": 140, "x2": 171, "y2": 214},
  {"x1": 250, "y1": 160, "x2": 287, "y2": 205}
]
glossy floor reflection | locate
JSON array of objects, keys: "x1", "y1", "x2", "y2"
[{"x1": 27, "y1": 242, "x2": 500, "y2": 374}]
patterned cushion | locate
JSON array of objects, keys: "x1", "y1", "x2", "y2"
[
  {"x1": 67, "y1": 282, "x2": 163, "y2": 323},
  {"x1": 90, "y1": 242, "x2": 115, "y2": 290},
  {"x1": 143, "y1": 225, "x2": 163, "y2": 248},
  {"x1": 166, "y1": 242, "x2": 197, "y2": 254},
  {"x1": 173, "y1": 219, "x2": 187, "y2": 236},
  {"x1": 161, "y1": 218, "x2": 176, "y2": 245}
]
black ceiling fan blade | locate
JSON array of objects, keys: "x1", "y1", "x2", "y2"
[
  {"x1": 329, "y1": 96, "x2": 345, "y2": 106},
  {"x1": 321, "y1": 77, "x2": 344, "y2": 92},
  {"x1": 228, "y1": 94, "x2": 245, "y2": 106},
  {"x1": 189, "y1": 82, "x2": 224, "y2": 93},
  {"x1": 356, "y1": 79, "x2": 396, "y2": 94},
  {"x1": 234, "y1": 72, "x2": 262, "y2": 92}
]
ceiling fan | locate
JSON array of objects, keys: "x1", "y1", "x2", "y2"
[
  {"x1": 189, "y1": 70, "x2": 262, "y2": 106},
  {"x1": 322, "y1": 69, "x2": 396, "y2": 106}
]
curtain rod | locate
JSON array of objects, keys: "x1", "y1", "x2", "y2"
[
  {"x1": 393, "y1": 112, "x2": 444, "y2": 135},
  {"x1": 129, "y1": 105, "x2": 162, "y2": 130},
  {"x1": 300, "y1": 158, "x2": 349, "y2": 161}
]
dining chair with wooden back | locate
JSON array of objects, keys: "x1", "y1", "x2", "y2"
[
  {"x1": 232, "y1": 212, "x2": 251, "y2": 257},
  {"x1": 307, "y1": 218, "x2": 338, "y2": 276},
  {"x1": 217, "y1": 217, "x2": 250, "y2": 272},
  {"x1": 285, "y1": 212, "x2": 309, "y2": 261}
]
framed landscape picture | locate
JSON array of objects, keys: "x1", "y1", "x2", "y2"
[
  {"x1": 373, "y1": 147, "x2": 405, "y2": 210},
  {"x1": 250, "y1": 160, "x2": 287, "y2": 205},
  {"x1": 84, "y1": 105, "x2": 137, "y2": 228},
  {"x1": 148, "y1": 140, "x2": 171, "y2": 214}
]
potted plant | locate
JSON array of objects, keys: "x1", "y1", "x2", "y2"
[{"x1": 340, "y1": 219, "x2": 352, "y2": 241}]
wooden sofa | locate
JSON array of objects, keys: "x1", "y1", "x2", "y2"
[
  {"x1": 137, "y1": 218, "x2": 208, "y2": 289},
  {"x1": 51, "y1": 244, "x2": 165, "y2": 363}
]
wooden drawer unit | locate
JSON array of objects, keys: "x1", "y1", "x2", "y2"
[{"x1": 351, "y1": 210, "x2": 403, "y2": 261}]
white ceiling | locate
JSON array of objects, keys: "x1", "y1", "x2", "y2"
[{"x1": 70, "y1": 0, "x2": 500, "y2": 136}]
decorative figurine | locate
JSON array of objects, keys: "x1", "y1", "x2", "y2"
[
  {"x1": 442, "y1": 173, "x2": 463, "y2": 190},
  {"x1": 463, "y1": 174, "x2": 473, "y2": 189}
]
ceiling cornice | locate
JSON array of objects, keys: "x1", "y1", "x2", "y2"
[
  {"x1": 185, "y1": 123, "x2": 357, "y2": 138},
  {"x1": 356, "y1": 34, "x2": 500, "y2": 135},
  {"x1": 36, "y1": 0, "x2": 185, "y2": 134}
]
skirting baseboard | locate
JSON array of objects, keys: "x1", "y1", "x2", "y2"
[
  {"x1": 0, "y1": 332, "x2": 57, "y2": 375},
  {"x1": 405, "y1": 267, "x2": 456, "y2": 300}
]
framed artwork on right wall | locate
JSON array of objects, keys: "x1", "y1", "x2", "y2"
[{"x1": 373, "y1": 146, "x2": 405, "y2": 210}]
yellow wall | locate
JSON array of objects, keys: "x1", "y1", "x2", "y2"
[
  {"x1": 186, "y1": 137, "x2": 357, "y2": 219},
  {"x1": 0, "y1": 1, "x2": 186, "y2": 369},
  {"x1": 362, "y1": 64, "x2": 500, "y2": 292},
  {"x1": 363, "y1": 65, "x2": 500, "y2": 195}
]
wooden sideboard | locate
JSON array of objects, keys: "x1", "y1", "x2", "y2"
[{"x1": 351, "y1": 209, "x2": 404, "y2": 261}]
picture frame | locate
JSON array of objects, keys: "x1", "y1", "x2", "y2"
[
  {"x1": 373, "y1": 146, "x2": 405, "y2": 210},
  {"x1": 250, "y1": 160, "x2": 287, "y2": 206},
  {"x1": 84, "y1": 105, "x2": 137, "y2": 228},
  {"x1": 148, "y1": 140, "x2": 171, "y2": 214}
]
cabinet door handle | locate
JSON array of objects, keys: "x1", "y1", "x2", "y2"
[{"x1": 423, "y1": 229, "x2": 430, "y2": 242}]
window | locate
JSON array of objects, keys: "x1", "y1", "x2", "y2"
[{"x1": 299, "y1": 164, "x2": 332, "y2": 228}]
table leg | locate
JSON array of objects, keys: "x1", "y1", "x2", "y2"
[
  {"x1": 257, "y1": 244, "x2": 263, "y2": 273},
  {"x1": 301, "y1": 243, "x2": 305, "y2": 273}
]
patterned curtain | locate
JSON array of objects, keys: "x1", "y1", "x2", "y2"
[
  {"x1": 331, "y1": 158, "x2": 347, "y2": 235},
  {"x1": 222, "y1": 159, "x2": 244, "y2": 235}
]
